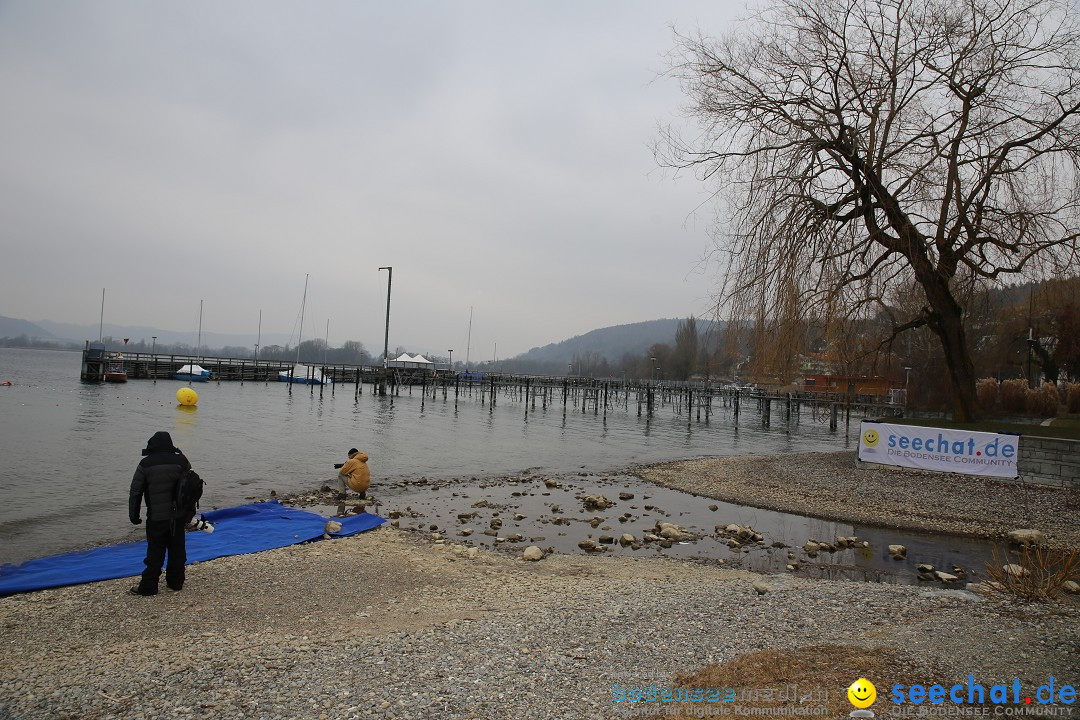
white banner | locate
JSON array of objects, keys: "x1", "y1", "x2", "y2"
[{"x1": 858, "y1": 421, "x2": 1019, "y2": 478}]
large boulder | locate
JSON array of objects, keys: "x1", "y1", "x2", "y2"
[
  {"x1": 582, "y1": 495, "x2": 613, "y2": 510},
  {"x1": 657, "y1": 523, "x2": 696, "y2": 542},
  {"x1": 1007, "y1": 529, "x2": 1045, "y2": 547},
  {"x1": 523, "y1": 546, "x2": 544, "y2": 561}
]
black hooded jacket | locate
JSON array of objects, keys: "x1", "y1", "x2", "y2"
[{"x1": 129, "y1": 431, "x2": 192, "y2": 523}]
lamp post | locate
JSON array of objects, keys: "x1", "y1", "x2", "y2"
[{"x1": 378, "y1": 266, "x2": 392, "y2": 396}]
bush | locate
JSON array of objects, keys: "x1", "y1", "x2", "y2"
[
  {"x1": 1000, "y1": 378, "x2": 1029, "y2": 413},
  {"x1": 976, "y1": 378, "x2": 999, "y2": 411},
  {"x1": 983, "y1": 544, "x2": 1080, "y2": 602},
  {"x1": 1026, "y1": 382, "x2": 1060, "y2": 417},
  {"x1": 1068, "y1": 383, "x2": 1080, "y2": 413}
]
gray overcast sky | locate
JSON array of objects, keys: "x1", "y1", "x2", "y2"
[{"x1": 0, "y1": 1, "x2": 740, "y2": 358}]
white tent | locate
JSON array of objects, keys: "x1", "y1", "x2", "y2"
[{"x1": 388, "y1": 353, "x2": 435, "y2": 369}]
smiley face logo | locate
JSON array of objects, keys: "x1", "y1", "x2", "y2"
[
  {"x1": 848, "y1": 678, "x2": 877, "y2": 709},
  {"x1": 862, "y1": 429, "x2": 880, "y2": 448}
]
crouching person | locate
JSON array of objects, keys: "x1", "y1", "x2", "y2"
[
  {"x1": 129, "y1": 431, "x2": 192, "y2": 596},
  {"x1": 334, "y1": 447, "x2": 371, "y2": 501}
]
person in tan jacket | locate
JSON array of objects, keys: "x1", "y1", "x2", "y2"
[{"x1": 333, "y1": 447, "x2": 370, "y2": 500}]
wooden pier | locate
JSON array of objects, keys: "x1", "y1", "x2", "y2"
[
  {"x1": 81, "y1": 347, "x2": 298, "y2": 382},
  {"x1": 374, "y1": 370, "x2": 905, "y2": 426},
  {"x1": 80, "y1": 345, "x2": 904, "y2": 424}
]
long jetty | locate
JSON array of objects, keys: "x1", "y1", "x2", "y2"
[{"x1": 81, "y1": 345, "x2": 903, "y2": 427}]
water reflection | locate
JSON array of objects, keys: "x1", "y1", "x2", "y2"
[
  {"x1": 74, "y1": 384, "x2": 107, "y2": 429},
  {"x1": 173, "y1": 404, "x2": 198, "y2": 451}
]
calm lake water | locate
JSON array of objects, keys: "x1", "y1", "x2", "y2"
[{"x1": 0, "y1": 347, "x2": 864, "y2": 565}]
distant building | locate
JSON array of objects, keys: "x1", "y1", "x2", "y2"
[{"x1": 802, "y1": 373, "x2": 891, "y2": 395}]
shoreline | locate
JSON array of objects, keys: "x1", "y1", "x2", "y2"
[
  {"x1": 634, "y1": 450, "x2": 1080, "y2": 550},
  {"x1": 1, "y1": 452, "x2": 1077, "y2": 720}
]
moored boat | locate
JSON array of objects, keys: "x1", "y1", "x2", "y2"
[
  {"x1": 278, "y1": 365, "x2": 332, "y2": 385},
  {"x1": 175, "y1": 364, "x2": 211, "y2": 382},
  {"x1": 104, "y1": 360, "x2": 128, "y2": 383}
]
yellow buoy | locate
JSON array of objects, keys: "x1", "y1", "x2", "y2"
[{"x1": 176, "y1": 387, "x2": 199, "y2": 406}]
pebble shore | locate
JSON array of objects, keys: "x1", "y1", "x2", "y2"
[
  {"x1": 1, "y1": 453, "x2": 1077, "y2": 720},
  {"x1": 638, "y1": 451, "x2": 1080, "y2": 549}
]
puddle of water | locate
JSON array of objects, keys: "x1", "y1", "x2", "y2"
[{"x1": 302, "y1": 474, "x2": 1002, "y2": 587}]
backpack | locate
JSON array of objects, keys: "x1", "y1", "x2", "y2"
[{"x1": 174, "y1": 468, "x2": 205, "y2": 521}]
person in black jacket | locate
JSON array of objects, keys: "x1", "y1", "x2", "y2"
[{"x1": 129, "y1": 431, "x2": 192, "y2": 596}]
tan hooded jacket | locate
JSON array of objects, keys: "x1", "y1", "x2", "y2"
[{"x1": 340, "y1": 451, "x2": 371, "y2": 493}]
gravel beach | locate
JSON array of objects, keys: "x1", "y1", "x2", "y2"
[
  {"x1": 1, "y1": 453, "x2": 1077, "y2": 720},
  {"x1": 638, "y1": 451, "x2": 1080, "y2": 550}
]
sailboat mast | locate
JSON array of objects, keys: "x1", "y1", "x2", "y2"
[
  {"x1": 296, "y1": 274, "x2": 309, "y2": 366},
  {"x1": 197, "y1": 299, "x2": 203, "y2": 360},
  {"x1": 465, "y1": 306, "x2": 473, "y2": 368},
  {"x1": 98, "y1": 288, "x2": 105, "y2": 343}
]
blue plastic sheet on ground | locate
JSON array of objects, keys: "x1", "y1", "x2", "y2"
[{"x1": 0, "y1": 500, "x2": 385, "y2": 597}]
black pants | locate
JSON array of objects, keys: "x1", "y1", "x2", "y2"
[{"x1": 137, "y1": 520, "x2": 186, "y2": 595}]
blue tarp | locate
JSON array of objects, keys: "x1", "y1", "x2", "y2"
[{"x1": 0, "y1": 500, "x2": 385, "y2": 597}]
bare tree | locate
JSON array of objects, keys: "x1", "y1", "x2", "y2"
[{"x1": 659, "y1": 0, "x2": 1080, "y2": 420}]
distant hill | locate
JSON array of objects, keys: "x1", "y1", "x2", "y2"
[
  {"x1": 0, "y1": 316, "x2": 54, "y2": 340},
  {"x1": 510, "y1": 319, "x2": 684, "y2": 367},
  {"x1": 32, "y1": 320, "x2": 295, "y2": 349},
  {"x1": 2, "y1": 315, "x2": 710, "y2": 368}
]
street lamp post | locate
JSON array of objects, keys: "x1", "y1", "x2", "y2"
[{"x1": 378, "y1": 266, "x2": 392, "y2": 396}]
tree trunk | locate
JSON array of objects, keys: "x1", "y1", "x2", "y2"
[
  {"x1": 931, "y1": 313, "x2": 978, "y2": 422},
  {"x1": 921, "y1": 279, "x2": 979, "y2": 422}
]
